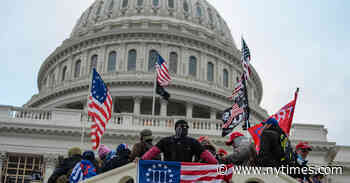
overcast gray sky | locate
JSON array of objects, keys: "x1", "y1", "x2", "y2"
[{"x1": 1, "y1": 0, "x2": 349, "y2": 145}]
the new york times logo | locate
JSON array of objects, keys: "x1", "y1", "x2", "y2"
[{"x1": 217, "y1": 164, "x2": 343, "y2": 176}]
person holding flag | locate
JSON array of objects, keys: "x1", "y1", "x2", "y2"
[{"x1": 248, "y1": 88, "x2": 299, "y2": 153}]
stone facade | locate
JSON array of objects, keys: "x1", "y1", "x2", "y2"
[{"x1": 0, "y1": 0, "x2": 349, "y2": 182}]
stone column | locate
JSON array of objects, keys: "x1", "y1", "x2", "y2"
[
  {"x1": 210, "y1": 109, "x2": 217, "y2": 120},
  {"x1": 133, "y1": 97, "x2": 142, "y2": 115},
  {"x1": 43, "y1": 154, "x2": 58, "y2": 183},
  {"x1": 0, "y1": 151, "x2": 6, "y2": 180},
  {"x1": 186, "y1": 102, "x2": 193, "y2": 119},
  {"x1": 160, "y1": 99, "x2": 168, "y2": 116}
]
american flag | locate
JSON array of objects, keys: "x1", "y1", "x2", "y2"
[
  {"x1": 155, "y1": 52, "x2": 171, "y2": 86},
  {"x1": 138, "y1": 160, "x2": 233, "y2": 183},
  {"x1": 222, "y1": 104, "x2": 244, "y2": 129},
  {"x1": 241, "y1": 37, "x2": 251, "y2": 80},
  {"x1": 228, "y1": 79, "x2": 243, "y2": 100},
  {"x1": 87, "y1": 68, "x2": 112, "y2": 150}
]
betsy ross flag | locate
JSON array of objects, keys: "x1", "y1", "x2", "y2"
[
  {"x1": 87, "y1": 68, "x2": 113, "y2": 150},
  {"x1": 248, "y1": 88, "x2": 299, "y2": 152},
  {"x1": 138, "y1": 160, "x2": 233, "y2": 183},
  {"x1": 241, "y1": 37, "x2": 251, "y2": 80},
  {"x1": 154, "y1": 52, "x2": 171, "y2": 100}
]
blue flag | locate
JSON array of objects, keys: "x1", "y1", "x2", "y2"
[{"x1": 138, "y1": 160, "x2": 180, "y2": 183}]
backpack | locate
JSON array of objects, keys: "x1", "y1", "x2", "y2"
[
  {"x1": 69, "y1": 160, "x2": 97, "y2": 183},
  {"x1": 279, "y1": 132, "x2": 295, "y2": 165}
]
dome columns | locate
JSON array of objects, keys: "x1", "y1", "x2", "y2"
[
  {"x1": 133, "y1": 96, "x2": 142, "y2": 115},
  {"x1": 186, "y1": 102, "x2": 193, "y2": 118}
]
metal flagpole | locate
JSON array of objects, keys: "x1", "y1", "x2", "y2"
[{"x1": 152, "y1": 72, "x2": 157, "y2": 116}]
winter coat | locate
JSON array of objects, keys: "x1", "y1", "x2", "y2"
[
  {"x1": 129, "y1": 141, "x2": 161, "y2": 161},
  {"x1": 222, "y1": 136, "x2": 257, "y2": 166},
  {"x1": 156, "y1": 136, "x2": 205, "y2": 162},
  {"x1": 48, "y1": 155, "x2": 82, "y2": 183},
  {"x1": 257, "y1": 126, "x2": 285, "y2": 167},
  {"x1": 101, "y1": 149, "x2": 131, "y2": 173},
  {"x1": 289, "y1": 153, "x2": 312, "y2": 182}
]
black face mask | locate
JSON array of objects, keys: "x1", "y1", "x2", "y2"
[{"x1": 175, "y1": 124, "x2": 189, "y2": 138}]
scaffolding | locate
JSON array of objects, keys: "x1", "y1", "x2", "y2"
[{"x1": 1, "y1": 153, "x2": 45, "y2": 183}]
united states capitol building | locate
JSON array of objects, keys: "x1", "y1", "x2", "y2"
[{"x1": 0, "y1": 0, "x2": 349, "y2": 182}]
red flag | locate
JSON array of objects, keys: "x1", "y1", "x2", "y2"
[
  {"x1": 248, "y1": 123, "x2": 264, "y2": 152},
  {"x1": 248, "y1": 88, "x2": 299, "y2": 152},
  {"x1": 271, "y1": 88, "x2": 299, "y2": 135}
]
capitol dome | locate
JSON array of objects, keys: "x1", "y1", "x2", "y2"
[{"x1": 26, "y1": 0, "x2": 267, "y2": 123}]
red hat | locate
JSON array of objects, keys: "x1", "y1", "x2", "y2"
[
  {"x1": 225, "y1": 132, "x2": 244, "y2": 145},
  {"x1": 296, "y1": 142, "x2": 312, "y2": 151},
  {"x1": 218, "y1": 148, "x2": 228, "y2": 156},
  {"x1": 198, "y1": 136, "x2": 209, "y2": 143}
]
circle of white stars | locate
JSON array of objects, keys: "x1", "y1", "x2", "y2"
[{"x1": 145, "y1": 163, "x2": 174, "y2": 182}]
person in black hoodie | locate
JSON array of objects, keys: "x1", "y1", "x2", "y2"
[
  {"x1": 48, "y1": 147, "x2": 82, "y2": 183},
  {"x1": 101, "y1": 144, "x2": 131, "y2": 173},
  {"x1": 142, "y1": 120, "x2": 217, "y2": 164},
  {"x1": 257, "y1": 118, "x2": 285, "y2": 167}
]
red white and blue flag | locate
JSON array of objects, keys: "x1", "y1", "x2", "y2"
[
  {"x1": 241, "y1": 37, "x2": 251, "y2": 80},
  {"x1": 88, "y1": 68, "x2": 113, "y2": 150},
  {"x1": 138, "y1": 160, "x2": 233, "y2": 183},
  {"x1": 155, "y1": 52, "x2": 171, "y2": 86}
]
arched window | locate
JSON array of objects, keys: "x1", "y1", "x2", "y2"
[
  {"x1": 183, "y1": 0, "x2": 189, "y2": 12},
  {"x1": 128, "y1": 49, "x2": 137, "y2": 71},
  {"x1": 196, "y1": 6, "x2": 202, "y2": 17},
  {"x1": 153, "y1": 0, "x2": 159, "y2": 7},
  {"x1": 148, "y1": 50, "x2": 158, "y2": 71},
  {"x1": 61, "y1": 66, "x2": 67, "y2": 81},
  {"x1": 207, "y1": 62, "x2": 214, "y2": 81},
  {"x1": 122, "y1": 0, "x2": 128, "y2": 8},
  {"x1": 107, "y1": 51, "x2": 117, "y2": 72},
  {"x1": 208, "y1": 8, "x2": 213, "y2": 24},
  {"x1": 223, "y1": 69, "x2": 229, "y2": 88},
  {"x1": 169, "y1": 52, "x2": 178, "y2": 74},
  {"x1": 74, "y1": 60, "x2": 81, "y2": 78},
  {"x1": 137, "y1": 0, "x2": 143, "y2": 6},
  {"x1": 189, "y1": 56, "x2": 197, "y2": 77},
  {"x1": 50, "y1": 73, "x2": 55, "y2": 87},
  {"x1": 108, "y1": 0, "x2": 114, "y2": 11},
  {"x1": 96, "y1": 0, "x2": 104, "y2": 16},
  {"x1": 90, "y1": 55, "x2": 98, "y2": 72},
  {"x1": 42, "y1": 77, "x2": 47, "y2": 88},
  {"x1": 168, "y1": 0, "x2": 174, "y2": 8}
]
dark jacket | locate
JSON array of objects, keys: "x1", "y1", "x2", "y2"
[
  {"x1": 257, "y1": 126, "x2": 284, "y2": 167},
  {"x1": 129, "y1": 141, "x2": 161, "y2": 161},
  {"x1": 48, "y1": 155, "x2": 82, "y2": 183},
  {"x1": 156, "y1": 136, "x2": 205, "y2": 162},
  {"x1": 290, "y1": 152, "x2": 312, "y2": 182},
  {"x1": 101, "y1": 149, "x2": 131, "y2": 173}
]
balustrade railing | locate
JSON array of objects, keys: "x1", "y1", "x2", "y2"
[
  {"x1": 1, "y1": 105, "x2": 223, "y2": 135},
  {"x1": 8, "y1": 107, "x2": 52, "y2": 121}
]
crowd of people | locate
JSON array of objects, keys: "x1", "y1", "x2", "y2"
[{"x1": 46, "y1": 119, "x2": 323, "y2": 183}]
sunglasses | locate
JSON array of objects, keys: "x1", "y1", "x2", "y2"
[{"x1": 301, "y1": 149, "x2": 310, "y2": 153}]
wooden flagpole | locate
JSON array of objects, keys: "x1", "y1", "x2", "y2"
[{"x1": 82, "y1": 69, "x2": 93, "y2": 148}]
